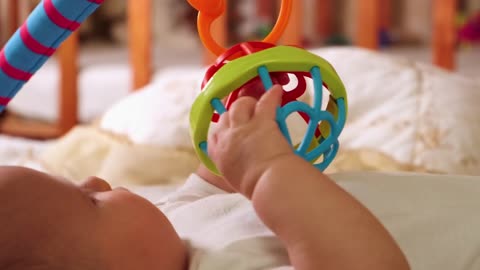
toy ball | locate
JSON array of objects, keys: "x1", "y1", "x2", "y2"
[
  {"x1": 188, "y1": 0, "x2": 348, "y2": 175},
  {"x1": 190, "y1": 42, "x2": 347, "y2": 175}
]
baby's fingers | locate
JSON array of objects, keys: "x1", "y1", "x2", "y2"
[
  {"x1": 208, "y1": 110, "x2": 230, "y2": 155},
  {"x1": 229, "y1": 97, "x2": 257, "y2": 126},
  {"x1": 255, "y1": 85, "x2": 283, "y2": 120}
]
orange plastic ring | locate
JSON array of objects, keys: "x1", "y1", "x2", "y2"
[{"x1": 190, "y1": 0, "x2": 293, "y2": 56}]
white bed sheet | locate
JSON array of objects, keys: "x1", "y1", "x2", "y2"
[{"x1": 0, "y1": 135, "x2": 51, "y2": 169}]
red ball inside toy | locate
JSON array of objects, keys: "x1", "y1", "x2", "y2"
[{"x1": 202, "y1": 41, "x2": 312, "y2": 123}]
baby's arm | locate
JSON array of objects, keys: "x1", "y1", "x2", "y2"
[
  {"x1": 209, "y1": 86, "x2": 410, "y2": 270},
  {"x1": 251, "y1": 155, "x2": 409, "y2": 270}
]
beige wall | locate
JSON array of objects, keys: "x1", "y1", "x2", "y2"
[
  {"x1": 402, "y1": 0, "x2": 432, "y2": 43},
  {"x1": 339, "y1": 0, "x2": 432, "y2": 44},
  {"x1": 319, "y1": 0, "x2": 480, "y2": 45},
  {"x1": 468, "y1": 0, "x2": 480, "y2": 11}
]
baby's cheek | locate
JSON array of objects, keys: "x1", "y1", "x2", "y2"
[{"x1": 97, "y1": 191, "x2": 160, "y2": 225}]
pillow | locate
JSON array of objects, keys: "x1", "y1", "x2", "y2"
[
  {"x1": 412, "y1": 63, "x2": 480, "y2": 175},
  {"x1": 100, "y1": 66, "x2": 206, "y2": 148},
  {"x1": 310, "y1": 47, "x2": 480, "y2": 175},
  {"x1": 102, "y1": 47, "x2": 480, "y2": 175},
  {"x1": 100, "y1": 65, "x2": 313, "y2": 148},
  {"x1": 100, "y1": 47, "x2": 480, "y2": 175}
]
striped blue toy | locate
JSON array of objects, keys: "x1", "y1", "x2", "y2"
[{"x1": 0, "y1": 0, "x2": 104, "y2": 112}]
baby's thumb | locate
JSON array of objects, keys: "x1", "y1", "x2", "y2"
[{"x1": 255, "y1": 85, "x2": 283, "y2": 119}]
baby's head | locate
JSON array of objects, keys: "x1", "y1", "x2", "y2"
[{"x1": 0, "y1": 166, "x2": 186, "y2": 270}]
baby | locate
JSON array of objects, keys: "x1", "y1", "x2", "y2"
[{"x1": 0, "y1": 86, "x2": 410, "y2": 269}]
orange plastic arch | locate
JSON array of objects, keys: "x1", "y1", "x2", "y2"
[
  {"x1": 188, "y1": 0, "x2": 293, "y2": 56},
  {"x1": 187, "y1": 0, "x2": 225, "y2": 17}
]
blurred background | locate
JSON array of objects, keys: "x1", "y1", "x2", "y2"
[
  {"x1": 0, "y1": 0, "x2": 479, "y2": 133},
  {"x1": 2, "y1": 1, "x2": 479, "y2": 69}
]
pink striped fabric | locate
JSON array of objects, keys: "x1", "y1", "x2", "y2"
[
  {"x1": 20, "y1": 24, "x2": 56, "y2": 56},
  {"x1": 0, "y1": 97, "x2": 12, "y2": 106},
  {"x1": 0, "y1": 50, "x2": 33, "y2": 81},
  {"x1": 0, "y1": 96, "x2": 11, "y2": 106},
  {"x1": 44, "y1": 0, "x2": 81, "y2": 31}
]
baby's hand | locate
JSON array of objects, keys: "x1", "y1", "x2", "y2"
[{"x1": 208, "y1": 85, "x2": 295, "y2": 198}]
